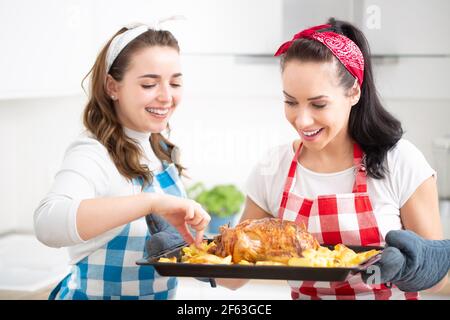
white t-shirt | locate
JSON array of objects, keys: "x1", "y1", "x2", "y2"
[
  {"x1": 245, "y1": 139, "x2": 436, "y2": 238},
  {"x1": 34, "y1": 127, "x2": 164, "y2": 264}
]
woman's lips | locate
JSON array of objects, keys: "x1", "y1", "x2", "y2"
[
  {"x1": 145, "y1": 107, "x2": 170, "y2": 119},
  {"x1": 300, "y1": 128, "x2": 324, "y2": 141}
]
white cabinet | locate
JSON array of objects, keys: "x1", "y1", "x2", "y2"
[
  {"x1": 282, "y1": 0, "x2": 354, "y2": 41},
  {"x1": 0, "y1": 0, "x2": 96, "y2": 99},
  {"x1": 0, "y1": 0, "x2": 283, "y2": 99},
  {"x1": 2, "y1": 0, "x2": 448, "y2": 99},
  {"x1": 282, "y1": 0, "x2": 450, "y2": 56},
  {"x1": 92, "y1": 0, "x2": 282, "y2": 55},
  {"x1": 354, "y1": 0, "x2": 450, "y2": 55}
]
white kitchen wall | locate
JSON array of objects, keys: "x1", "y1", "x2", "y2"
[
  {"x1": 1, "y1": 0, "x2": 450, "y2": 234},
  {"x1": 0, "y1": 53, "x2": 449, "y2": 233},
  {"x1": 0, "y1": 95, "x2": 85, "y2": 233}
]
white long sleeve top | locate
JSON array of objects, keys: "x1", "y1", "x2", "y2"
[{"x1": 34, "y1": 127, "x2": 164, "y2": 264}]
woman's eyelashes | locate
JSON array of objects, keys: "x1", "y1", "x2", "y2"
[
  {"x1": 284, "y1": 100, "x2": 297, "y2": 107},
  {"x1": 312, "y1": 103, "x2": 327, "y2": 108},
  {"x1": 284, "y1": 100, "x2": 327, "y2": 108},
  {"x1": 141, "y1": 83, "x2": 182, "y2": 89}
]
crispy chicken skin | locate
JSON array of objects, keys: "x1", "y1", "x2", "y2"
[{"x1": 209, "y1": 218, "x2": 319, "y2": 263}]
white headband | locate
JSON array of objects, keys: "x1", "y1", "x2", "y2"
[{"x1": 105, "y1": 16, "x2": 185, "y2": 73}]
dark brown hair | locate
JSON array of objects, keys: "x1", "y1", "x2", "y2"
[{"x1": 82, "y1": 28, "x2": 184, "y2": 188}]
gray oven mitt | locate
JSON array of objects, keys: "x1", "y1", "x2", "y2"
[
  {"x1": 361, "y1": 230, "x2": 450, "y2": 292},
  {"x1": 145, "y1": 214, "x2": 216, "y2": 287},
  {"x1": 145, "y1": 214, "x2": 186, "y2": 258}
]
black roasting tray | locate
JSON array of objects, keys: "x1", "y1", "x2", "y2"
[{"x1": 136, "y1": 241, "x2": 383, "y2": 282}]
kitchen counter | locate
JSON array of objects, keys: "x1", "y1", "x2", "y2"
[
  {"x1": 1, "y1": 275, "x2": 449, "y2": 300},
  {"x1": 0, "y1": 234, "x2": 449, "y2": 300}
]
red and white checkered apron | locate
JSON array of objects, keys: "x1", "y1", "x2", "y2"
[{"x1": 278, "y1": 143, "x2": 419, "y2": 300}]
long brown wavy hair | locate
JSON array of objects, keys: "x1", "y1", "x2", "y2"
[{"x1": 82, "y1": 27, "x2": 184, "y2": 188}]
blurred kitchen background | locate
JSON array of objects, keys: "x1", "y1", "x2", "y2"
[{"x1": 0, "y1": 0, "x2": 449, "y2": 299}]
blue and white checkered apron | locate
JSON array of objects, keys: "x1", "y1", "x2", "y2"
[{"x1": 49, "y1": 162, "x2": 186, "y2": 300}]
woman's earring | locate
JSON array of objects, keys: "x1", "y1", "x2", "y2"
[{"x1": 111, "y1": 95, "x2": 116, "y2": 100}]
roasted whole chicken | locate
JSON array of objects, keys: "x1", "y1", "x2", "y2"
[{"x1": 209, "y1": 218, "x2": 319, "y2": 263}]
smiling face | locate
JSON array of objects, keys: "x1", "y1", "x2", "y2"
[
  {"x1": 106, "y1": 46, "x2": 182, "y2": 133},
  {"x1": 281, "y1": 59, "x2": 360, "y2": 152}
]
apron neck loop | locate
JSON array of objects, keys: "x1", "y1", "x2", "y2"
[
  {"x1": 352, "y1": 143, "x2": 368, "y2": 193},
  {"x1": 284, "y1": 142, "x2": 368, "y2": 194},
  {"x1": 283, "y1": 142, "x2": 303, "y2": 194}
]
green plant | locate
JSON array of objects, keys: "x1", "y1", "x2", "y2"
[{"x1": 186, "y1": 183, "x2": 245, "y2": 218}]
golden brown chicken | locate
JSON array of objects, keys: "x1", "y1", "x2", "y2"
[{"x1": 209, "y1": 218, "x2": 320, "y2": 263}]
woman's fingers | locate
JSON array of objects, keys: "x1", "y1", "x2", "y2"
[
  {"x1": 195, "y1": 229, "x2": 204, "y2": 246},
  {"x1": 183, "y1": 200, "x2": 195, "y2": 221},
  {"x1": 159, "y1": 198, "x2": 210, "y2": 246},
  {"x1": 177, "y1": 224, "x2": 195, "y2": 245},
  {"x1": 190, "y1": 213, "x2": 210, "y2": 231},
  {"x1": 185, "y1": 212, "x2": 204, "y2": 227},
  {"x1": 185, "y1": 203, "x2": 210, "y2": 228},
  {"x1": 193, "y1": 214, "x2": 210, "y2": 245},
  {"x1": 184, "y1": 202, "x2": 210, "y2": 246}
]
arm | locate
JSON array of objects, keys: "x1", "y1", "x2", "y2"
[
  {"x1": 365, "y1": 175, "x2": 450, "y2": 292},
  {"x1": 399, "y1": 175, "x2": 448, "y2": 292},
  {"x1": 35, "y1": 191, "x2": 209, "y2": 248},
  {"x1": 77, "y1": 193, "x2": 210, "y2": 245},
  {"x1": 34, "y1": 141, "x2": 209, "y2": 248},
  {"x1": 240, "y1": 196, "x2": 273, "y2": 222},
  {"x1": 401, "y1": 176, "x2": 442, "y2": 239},
  {"x1": 215, "y1": 196, "x2": 272, "y2": 290}
]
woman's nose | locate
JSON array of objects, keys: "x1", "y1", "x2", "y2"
[
  {"x1": 295, "y1": 107, "x2": 314, "y2": 129},
  {"x1": 157, "y1": 84, "x2": 172, "y2": 104}
]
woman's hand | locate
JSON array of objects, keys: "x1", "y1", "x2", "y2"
[{"x1": 147, "y1": 193, "x2": 211, "y2": 246}]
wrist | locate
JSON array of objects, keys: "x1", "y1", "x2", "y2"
[{"x1": 143, "y1": 192, "x2": 161, "y2": 214}]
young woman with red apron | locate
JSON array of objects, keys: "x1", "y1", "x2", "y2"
[
  {"x1": 278, "y1": 142, "x2": 418, "y2": 300},
  {"x1": 216, "y1": 18, "x2": 444, "y2": 297}
]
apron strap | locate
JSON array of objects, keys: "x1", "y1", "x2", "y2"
[
  {"x1": 279, "y1": 142, "x2": 368, "y2": 205},
  {"x1": 278, "y1": 143, "x2": 302, "y2": 219},
  {"x1": 48, "y1": 273, "x2": 70, "y2": 300},
  {"x1": 352, "y1": 143, "x2": 368, "y2": 193},
  {"x1": 282, "y1": 142, "x2": 303, "y2": 194}
]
